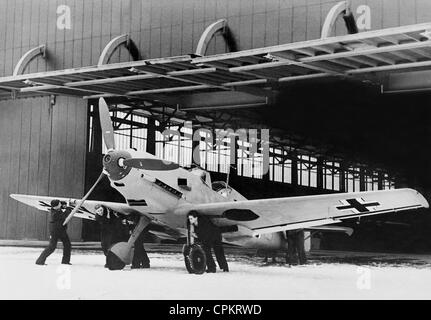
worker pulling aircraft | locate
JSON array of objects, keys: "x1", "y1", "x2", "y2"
[{"x1": 10, "y1": 98, "x2": 429, "y2": 273}]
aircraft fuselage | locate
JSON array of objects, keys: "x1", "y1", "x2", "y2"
[{"x1": 104, "y1": 149, "x2": 287, "y2": 251}]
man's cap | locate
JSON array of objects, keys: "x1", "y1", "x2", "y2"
[{"x1": 50, "y1": 199, "x2": 60, "y2": 207}]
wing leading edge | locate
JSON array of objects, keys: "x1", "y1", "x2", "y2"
[
  {"x1": 175, "y1": 188, "x2": 429, "y2": 236},
  {"x1": 9, "y1": 194, "x2": 184, "y2": 241}
]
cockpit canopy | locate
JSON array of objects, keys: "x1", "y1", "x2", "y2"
[
  {"x1": 212, "y1": 181, "x2": 232, "y2": 198},
  {"x1": 190, "y1": 167, "x2": 212, "y2": 187},
  {"x1": 212, "y1": 181, "x2": 231, "y2": 192},
  {"x1": 212, "y1": 181, "x2": 248, "y2": 201}
]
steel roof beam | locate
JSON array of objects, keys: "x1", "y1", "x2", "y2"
[
  {"x1": 347, "y1": 59, "x2": 431, "y2": 74},
  {"x1": 178, "y1": 91, "x2": 268, "y2": 110},
  {"x1": 0, "y1": 55, "x2": 193, "y2": 84},
  {"x1": 192, "y1": 23, "x2": 431, "y2": 65},
  {"x1": 229, "y1": 56, "x2": 343, "y2": 76},
  {"x1": 18, "y1": 67, "x2": 223, "y2": 97},
  {"x1": 127, "y1": 84, "x2": 211, "y2": 95},
  {"x1": 61, "y1": 68, "x2": 217, "y2": 88},
  {"x1": 300, "y1": 40, "x2": 431, "y2": 64},
  {"x1": 19, "y1": 83, "x2": 110, "y2": 95}
]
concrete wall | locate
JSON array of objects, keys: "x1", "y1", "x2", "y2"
[
  {"x1": 0, "y1": 96, "x2": 87, "y2": 240},
  {"x1": 1, "y1": 0, "x2": 431, "y2": 77}
]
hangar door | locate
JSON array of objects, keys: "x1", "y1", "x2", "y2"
[{"x1": 0, "y1": 96, "x2": 87, "y2": 241}]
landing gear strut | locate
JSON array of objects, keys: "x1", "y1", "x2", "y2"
[
  {"x1": 183, "y1": 221, "x2": 206, "y2": 274},
  {"x1": 107, "y1": 215, "x2": 150, "y2": 270}
]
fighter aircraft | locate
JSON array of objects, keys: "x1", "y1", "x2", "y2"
[{"x1": 10, "y1": 98, "x2": 429, "y2": 273}]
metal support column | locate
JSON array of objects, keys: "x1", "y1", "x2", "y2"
[
  {"x1": 146, "y1": 118, "x2": 156, "y2": 155},
  {"x1": 359, "y1": 168, "x2": 366, "y2": 191},
  {"x1": 339, "y1": 162, "x2": 347, "y2": 192},
  {"x1": 291, "y1": 152, "x2": 298, "y2": 186},
  {"x1": 229, "y1": 135, "x2": 238, "y2": 178},
  {"x1": 317, "y1": 157, "x2": 324, "y2": 189},
  {"x1": 378, "y1": 172, "x2": 384, "y2": 190}
]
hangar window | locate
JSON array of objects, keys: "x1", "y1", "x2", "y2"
[
  {"x1": 323, "y1": 161, "x2": 340, "y2": 191},
  {"x1": 365, "y1": 173, "x2": 374, "y2": 191},
  {"x1": 179, "y1": 125, "x2": 193, "y2": 168},
  {"x1": 96, "y1": 107, "x2": 148, "y2": 154},
  {"x1": 345, "y1": 167, "x2": 361, "y2": 192},
  {"x1": 217, "y1": 135, "x2": 232, "y2": 174},
  {"x1": 198, "y1": 130, "x2": 214, "y2": 171},
  {"x1": 88, "y1": 105, "x2": 396, "y2": 192},
  {"x1": 298, "y1": 155, "x2": 317, "y2": 188},
  {"x1": 172, "y1": 129, "x2": 231, "y2": 174},
  {"x1": 383, "y1": 173, "x2": 395, "y2": 190},
  {"x1": 283, "y1": 158, "x2": 292, "y2": 184},
  {"x1": 237, "y1": 139, "x2": 263, "y2": 179},
  {"x1": 155, "y1": 123, "x2": 193, "y2": 168},
  {"x1": 270, "y1": 148, "x2": 282, "y2": 182},
  {"x1": 203, "y1": 132, "x2": 231, "y2": 174},
  {"x1": 364, "y1": 171, "x2": 380, "y2": 191},
  {"x1": 156, "y1": 124, "x2": 181, "y2": 165},
  {"x1": 269, "y1": 148, "x2": 292, "y2": 184}
]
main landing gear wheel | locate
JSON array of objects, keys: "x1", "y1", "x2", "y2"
[{"x1": 183, "y1": 244, "x2": 206, "y2": 274}]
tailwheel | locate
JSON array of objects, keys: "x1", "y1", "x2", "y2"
[{"x1": 183, "y1": 244, "x2": 206, "y2": 274}]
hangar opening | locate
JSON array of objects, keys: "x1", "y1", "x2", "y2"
[{"x1": 0, "y1": 0, "x2": 430, "y2": 255}]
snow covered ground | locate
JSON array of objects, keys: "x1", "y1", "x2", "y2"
[{"x1": 1, "y1": 246, "x2": 431, "y2": 300}]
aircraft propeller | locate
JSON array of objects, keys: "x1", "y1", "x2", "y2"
[
  {"x1": 63, "y1": 97, "x2": 179, "y2": 225},
  {"x1": 98, "y1": 97, "x2": 116, "y2": 151},
  {"x1": 63, "y1": 98, "x2": 113, "y2": 226}
]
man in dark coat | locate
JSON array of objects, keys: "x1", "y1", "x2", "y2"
[
  {"x1": 95, "y1": 204, "x2": 114, "y2": 267},
  {"x1": 36, "y1": 199, "x2": 71, "y2": 265},
  {"x1": 286, "y1": 229, "x2": 307, "y2": 265},
  {"x1": 95, "y1": 204, "x2": 130, "y2": 267},
  {"x1": 187, "y1": 211, "x2": 229, "y2": 273},
  {"x1": 111, "y1": 211, "x2": 131, "y2": 244}
]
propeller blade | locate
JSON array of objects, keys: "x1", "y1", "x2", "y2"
[
  {"x1": 63, "y1": 171, "x2": 105, "y2": 226},
  {"x1": 98, "y1": 97, "x2": 115, "y2": 150},
  {"x1": 123, "y1": 158, "x2": 180, "y2": 171}
]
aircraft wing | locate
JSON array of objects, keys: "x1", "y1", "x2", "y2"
[
  {"x1": 10, "y1": 194, "x2": 145, "y2": 220},
  {"x1": 175, "y1": 188, "x2": 428, "y2": 236},
  {"x1": 10, "y1": 194, "x2": 184, "y2": 241}
]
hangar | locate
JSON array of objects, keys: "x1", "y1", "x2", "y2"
[{"x1": 0, "y1": 0, "x2": 430, "y2": 252}]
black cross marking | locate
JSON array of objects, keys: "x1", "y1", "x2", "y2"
[
  {"x1": 39, "y1": 200, "x2": 95, "y2": 220},
  {"x1": 39, "y1": 200, "x2": 93, "y2": 215},
  {"x1": 336, "y1": 198, "x2": 380, "y2": 213}
]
